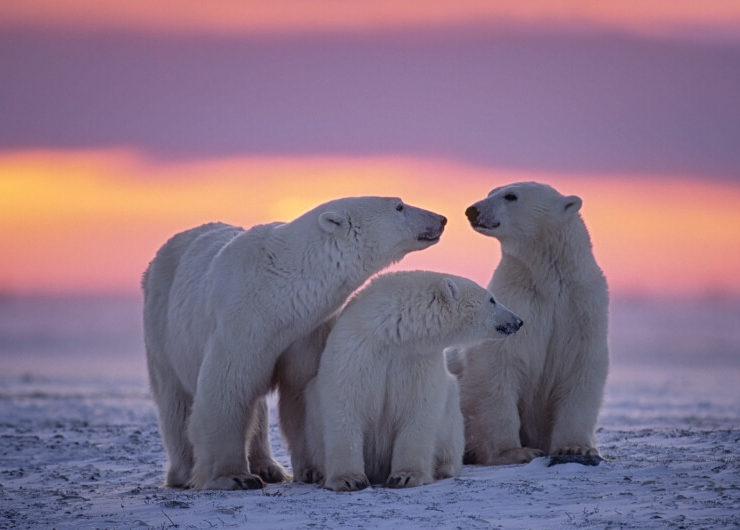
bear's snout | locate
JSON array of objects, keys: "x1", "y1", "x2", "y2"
[
  {"x1": 417, "y1": 214, "x2": 446, "y2": 243},
  {"x1": 465, "y1": 206, "x2": 479, "y2": 224},
  {"x1": 496, "y1": 317, "x2": 523, "y2": 336},
  {"x1": 467, "y1": 203, "x2": 500, "y2": 231}
]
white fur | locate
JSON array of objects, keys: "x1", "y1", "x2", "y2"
[
  {"x1": 457, "y1": 182, "x2": 609, "y2": 465},
  {"x1": 142, "y1": 197, "x2": 446, "y2": 489},
  {"x1": 272, "y1": 316, "x2": 336, "y2": 483},
  {"x1": 297, "y1": 271, "x2": 522, "y2": 491}
]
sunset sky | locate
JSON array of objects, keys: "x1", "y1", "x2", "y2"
[{"x1": 1, "y1": 2, "x2": 740, "y2": 298}]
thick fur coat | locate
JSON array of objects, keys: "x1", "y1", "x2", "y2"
[
  {"x1": 454, "y1": 182, "x2": 609, "y2": 465},
  {"x1": 295, "y1": 271, "x2": 522, "y2": 491},
  {"x1": 142, "y1": 197, "x2": 446, "y2": 489}
]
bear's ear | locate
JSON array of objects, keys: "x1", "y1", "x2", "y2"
[
  {"x1": 439, "y1": 277, "x2": 461, "y2": 303},
  {"x1": 318, "y1": 211, "x2": 347, "y2": 234},
  {"x1": 561, "y1": 195, "x2": 582, "y2": 218}
]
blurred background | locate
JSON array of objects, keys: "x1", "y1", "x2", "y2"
[{"x1": 1, "y1": 1, "x2": 739, "y2": 384}]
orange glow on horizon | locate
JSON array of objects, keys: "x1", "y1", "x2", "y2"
[
  {"x1": 2, "y1": 150, "x2": 740, "y2": 298},
  {"x1": 2, "y1": 1, "x2": 740, "y2": 36}
]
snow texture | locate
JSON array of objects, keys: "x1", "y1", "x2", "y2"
[{"x1": 1, "y1": 364, "x2": 738, "y2": 529}]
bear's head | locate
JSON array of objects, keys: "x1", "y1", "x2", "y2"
[
  {"x1": 436, "y1": 275, "x2": 524, "y2": 345},
  {"x1": 356, "y1": 271, "x2": 522, "y2": 348},
  {"x1": 464, "y1": 182, "x2": 582, "y2": 244},
  {"x1": 316, "y1": 197, "x2": 447, "y2": 269}
]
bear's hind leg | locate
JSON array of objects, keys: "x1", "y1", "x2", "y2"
[
  {"x1": 247, "y1": 397, "x2": 291, "y2": 483},
  {"x1": 148, "y1": 366, "x2": 194, "y2": 488},
  {"x1": 461, "y1": 345, "x2": 542, "y2": 465},
  {"x1": 433, "y1": 381, "x2": 464, "y2": 481}
]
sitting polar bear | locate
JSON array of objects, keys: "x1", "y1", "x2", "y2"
[
  {"x1": 295, "y1": 271, "x2": 523, "y2": 491},
  {"x1": 142, "y1": 197, "x2": 447, "y2": 490},
  {"x1": 452, "y1": 182, "x2": 609, "y2": 465}
]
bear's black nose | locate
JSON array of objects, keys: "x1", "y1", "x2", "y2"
[
  {"x1": 465, "y1": 206, "x2": 479, "y2": 224},
  {"x1": 440, "y1": 216, "x2": 448, "y2": 227}
]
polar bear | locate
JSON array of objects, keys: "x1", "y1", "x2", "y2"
[
  {"x1": 296, "y1": 271, "x2": 523, "y2": 491},
  {"x1": 454, "y1": 182, "x2": 609, "y2": 465},
  {"x1": 142, "y1": 197, "x2": 447, "y2": 490}
]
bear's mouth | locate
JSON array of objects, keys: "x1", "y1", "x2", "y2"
[
  {"x1": 417, "y1": 233, "x2": 441, "y2": 242},
  {"x1": 496, "y1": 322, "x2": 520, "y2": 336},
  {"x1": 471, "y1": 221, "x2": 500, "y2": 231},
  {"x1": 417, "y1": 228, "x2": 444, "y2": 243}
]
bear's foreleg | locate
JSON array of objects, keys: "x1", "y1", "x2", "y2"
[
  {"x1": 321, "y1": 391, "x2": 370, "y2": 491},
  {"x1": 387, "y1": 417, "x2": 436, "y2": 488},
  {"x1": 548, "y1": 355, "x2": 607, "y2": 457},
  {"x1": 186, "y1": 344, "x2": 269, "y2": 490},
  {"x1": 322, "y1": 419, "x2": 370, "y2": 491}
]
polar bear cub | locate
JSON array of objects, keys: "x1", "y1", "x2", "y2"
[
  {"x1": 457, "y1": 182, "x2": 609, "y2": 465},
  {"x1": 303, "y1": 271, "x2": 523, "y2": 491},
  {"x1": 143, "y1": 197, "x2": 446, "y2": 490}
]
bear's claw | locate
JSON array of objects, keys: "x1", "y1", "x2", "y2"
[
  {"x1": 232, "y1": 475, "x2": 266, "y2": 489},
  {"x1": 485, "y1": 447, "x2": 544, "y2": 465},
  {"x1": 548, "y1": 453, "x2": 604, "y2": 467},
  {"x1": 252, "y1": 461, "x2": 291, "y2": 483},
  {"x1": 386, "y1": 470, "x2": 431, "y2": 489},
  {"x1": 298, "y1": 468, "x2": 323, "y2": 484},
  {"x1": 548, "y1": 447, "x2": 604, "y2": 466},
  {"x1": 552, "y1": 446, "x2": 599, "y2": 456},
  {"x1": 193, "y1": 473, "x2": 265, "y2": 490},
  {"x1": 324, "y1": 472, "x2": 370, "y2": 492}
]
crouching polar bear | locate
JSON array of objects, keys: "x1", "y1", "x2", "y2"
[
  {"x1": 451, "y1": 182, "x2": 609, "y2": 465},
  {"x1": 142, "y1": 197, "x2": 447, "y2": 489},
  {"x1": 294, "y1": 271, "x2": 523, "y2": 491}
]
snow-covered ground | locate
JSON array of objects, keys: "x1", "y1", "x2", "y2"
[{"x1": 0, "y1": 297, "x2": 738, "y2": 528}]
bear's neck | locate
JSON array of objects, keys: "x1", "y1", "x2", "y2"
[
  {"x1": 264, "y1": 226, "x2": 372, "y2": 325},
  {"x1": 498, "y1": 217, "x2": 599, "y2": 288}
]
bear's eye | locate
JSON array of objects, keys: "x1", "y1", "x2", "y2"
[
  {"x1": 489, "y1": 296, "x2": 496, "y2": 305},
  {"x1": 504, "y1": 193, "x2": 518, "y2": 202},
  {"x1": 395, "y1": 203, "x2": 404, "y2": 212}
]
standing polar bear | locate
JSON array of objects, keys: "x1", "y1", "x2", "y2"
[
  {"x1": 454, "y1": 182, "x2": 609, "y2": 465},
  {"x1": 300, "y1": 271, "x2": 523, "y2": 491},
  {"x1": 142, "y1": 197, "x2": 447, "y2": 489}
]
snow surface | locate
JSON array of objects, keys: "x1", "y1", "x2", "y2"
[
  {"x1": 1, "y1": 297, "x2": 739, "y2": 528},
  {"x1": 1, "y1": 364, "x2": 738, "y2": 529}
]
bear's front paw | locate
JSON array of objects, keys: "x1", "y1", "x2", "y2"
[
  {"x1": 298, "y1": 467, "x2": 323, "y2": 484},
  {"x1": 548, "y1": 446, "x2": 603, "y2": 466},
  {"x1": 386, "y1": 470, "x2": 432, "y2": 489},
  {"x1": 488, "y1": 447, "x2": 544, "y2": 465},
  {"x1": 196, "y1": 473, "x2": 266, "y2": 490},
  {"x1": 434, "y1": 462, "x2": 458, "y2": 480},
  {"x1": 552, "y1": 445, "x2": 599, "y2": 456},
  {"x1": 324, "y1": 472, "x2": 370, "y2": 492},
  {"x1": 251, "y1": 460, "x2": 292, "y2": 483}
]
